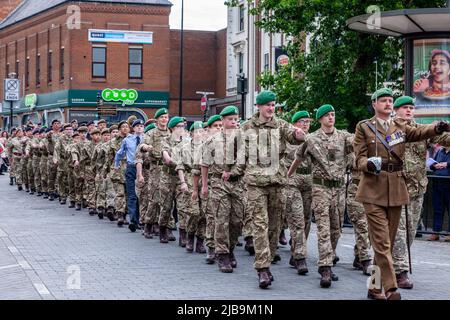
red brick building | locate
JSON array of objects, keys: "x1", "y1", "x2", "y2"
[{"x1": 0, "y1": 0, "x2": 226, "y2": 129}]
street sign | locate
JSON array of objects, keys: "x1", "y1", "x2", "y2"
[
  {"x1": 200, "y1": 96, "x2": 207, "y2": 112},
  {"x1": 4, "y1": 78, "x2": 20, "y2": 101}
]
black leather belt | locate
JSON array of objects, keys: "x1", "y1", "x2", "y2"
[
  {"x1": 313, "y1": 177, "x2": 343, "y2": 188},
  {"x1": 381, "y1": 163, "x2": 403, "y2": 172}
]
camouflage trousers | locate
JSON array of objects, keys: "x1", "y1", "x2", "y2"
[
  {"x1": 300, "y1": 175, "x2": 313, "y2": 239},
  {"x1": 112, "y1": 180, "x2": 126, "y2": 214},
  {"x1": 176, "y1": 176, "x2": 193, "y2": 231},
  {"x1": 211, "y1": 177, "x2": 244, "y2": 254},
  {"x1": 241, "y1": 186, "x2": 252, "y2": 239},
  {"x1": 247, "y1": 184, "x2": 285, "y2": 270},
  {"x1": 143, "y1": 165, "x2": 161, "y2": 225},
  {"x1": 12, "y1": 156, "x2": 23, "y2": 185},
  {"x1": 56, "y1": 166, "x2": 68, "y2": 200},
  {"x1": 47, "y1": 158, "x2": 58, "y2": 194},
  {"x1": 284, "y1": 185, "x2": 307, "y2": 260},
  {"x1": 9, "y1": 157, "x2": 15, "y2": 178},
  {"x1": 32, "y1": 156, "x2": 41, "y2": 192},
  {"x1": 40, "y1": 156, "x2": 48, "y2": 194},
  {"x1": 392, "y1": 193, "x2": 424, "y2": 274},
  {"x1": 158, "y1": 169, "x2": 179, "y2": 227},
  {"x1": 186, "y1": 182, "x2": 206, "y2": 238},
  {"x1": 95, "y1": 173, "x2": 107, "y2": 209},
  {"x1": 27, "y1": 157, "x2": 35, "y2": 190},
  {"x1": 203, "y1": 183, "x2": 215, "y2": 249},
  {"x1": 347, "y1": 182, "x2": 371, "y2": 261},
  {"x1": 21, "y1": 158, "x2": 29, "y2": 187},
  {"x1": 71, "y1": 167, "x2": 81, "y2": 203},
  {"x1": 312, "y1": 184, "x2": 345, "y2": 267},
  {"x1": 137, "y1": 166, "x2": 151, "y2": 224},
  {"x1": 84, "y1": 167, "x2": 96, "y2": 209}
]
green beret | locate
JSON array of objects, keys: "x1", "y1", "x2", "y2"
[
  {"x1": 371, "y1": 88, "x2": 393, "y2": 101},
  {"x1": 155, "y1": 108, "x2": 168, "y2": 119},
  {"x1": 144, "y1": 123, "x2": 156, "y2": 133},
  {"x1": 118, "y1": 120, "x2": 128, "y2": 129},
  {"x1": 316, "y1": 104, "x2": 335, "y2": 120},
  {"x1": 207, "y1": 115, "x2": 221, "y2": 127},
  {"x1": 220, "y1": 105, "x2": 239, "y2": 117},
  {"x1": 189, "y1": 121, "x2": 203, "y2": 131},
  {"x1": 256, "y1": 91, "x2": 277, "y2": 105},
  {"x1": 394, "y1": 96, "x2": 414, "y2": 109},
  {"x1": 291, "y1": 111, "x2": 310, "y2": 123},
  {"x1": 168, "y1": 116, "x2": 186, "y2": 129}
]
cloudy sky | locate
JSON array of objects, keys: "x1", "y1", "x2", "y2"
[{"x1": 169, "y1": 0, "x2": 228, "y2": 31}]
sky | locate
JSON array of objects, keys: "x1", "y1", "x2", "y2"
[{"x1": 169, "y1": 0, "x2": 228, "y2": 31}]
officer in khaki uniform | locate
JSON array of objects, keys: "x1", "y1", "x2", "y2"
[{"x1": 353, "y1": 88, "x2": 450, "y2": 300}]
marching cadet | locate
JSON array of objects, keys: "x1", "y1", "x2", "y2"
[
  {"x1": 284, "y1": 110, "x2": 312, "y2": 275},
  {"x1": 39, "y1": 128, "x2": 49, "y2": 199},
  {"x1": 186, "y1": 122, "x2": 207, "y2": 252},
  {"x1": 241, "y1": 91, "x2": 305, "y2": 289},
  {"x1": 391, "y1": 96, "x2": 450, "y2": 289},
  {"x1": 92, "y1": 128, "x2": 112, "y2": 219},
  {"x1": 136, "y1": 123, "x2": 156, "y2": 238},
  {"x1": 199, "y1": 114, "x2": 223, "y2": 263},
  {"x1": 82, "y1": 128, "x2": 101, "y2": 216},
  {"x1": 68, "y1": 127, "x2": 85, "y2": 210},
  {"x1": 53, "y1": 124, "x2": 73, "y2": 205},
  {"x1": 102, "y1": 125, "x2": 119, "y2": 220},
  {"x1": 25, "y1": 129, "x2": 38, "y2": 194},
  {"x1": 140, "y1": 108, "x2": 171, "y2": 238},
  {"x1": 353, "y1": 88, "x2": 450, "y2": 300},
  {"x1": 8, "y1": 128, "x2": 24, "y2": 191},
  {"x1": 97, "y1": 119, "x2": 107, "y2": 132},
  {"x1": 21, "y1": 127, "x2": 33, "y2": 192},
  {"x1": 6, "y1": 128, "x2": 17, "y2": 186},
  {"x1": 47, "y1": 120, "x2": 62, "y2": 201},
  {"x1": 201, "y1": 106, "x2": 244, "y2": 273},
  {"x1": 289, "y1": 104, "x2": 352, "y2": 288},
  {"x1": 106, "y1": 121, "x2": 130, "y2": 226}
]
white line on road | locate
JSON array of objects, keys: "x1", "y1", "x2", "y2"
[
  {"x1": 417, "y1": 261, "x2": 450, "y2": 267},
  {"x1": 18, "y1": 259, "x2": 32, "y2": 270},
  {"x1": 0, "y1": 264, "x2": 20, "y2": 271},
  {"x1": 33, "y1": 283, "x2": 50, "y2": 295},
  {"x1": 7, "y1": 246, "x2": 18, "y2": 254}
]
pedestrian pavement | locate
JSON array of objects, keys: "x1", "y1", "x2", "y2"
[{"x1": 1, "y1": 175, "x2": 450, "y2": 300}]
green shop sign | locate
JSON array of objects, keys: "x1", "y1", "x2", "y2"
[
  {"x1": 101, "y1": 88, "x2": 138, "y2": 105},
  {"x1": 25, "y1": 94, "x2": 37, "y2": 107}
]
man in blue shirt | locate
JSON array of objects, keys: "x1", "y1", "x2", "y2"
[
  {"x1": 429, "y1": 146, "x2": 450, "y2": 241},
  {"x1": 114, "y1": 119, "x2": 145, "y2": 232}
]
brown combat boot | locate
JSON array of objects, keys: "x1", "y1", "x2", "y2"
[
  {"x1": 217, "y1": 253, "x2": 233, "y2": 273},
  {"x1": 195, "y1": 237, "x2": 206, "y2": 254},
  {"x1": 367, "y1": 288, "x2": 386, "y2": 300},
  {"x1": 206, "y1": 247, "x2": 216, "y2": 264},
  {"x1": 361, "y1": 259, "x2": 371, "y2": 276},
  {"x1": 318, "y1": 266, "x2": 332, "y2": 288},
  {"x1": 244, "y1": 236, "x2": 255, "y2": 255},
  {"x1": 186, "y1": 233, "x2": 195, "y2": 252},
  {"x1": 257, "y1": 268, "x2": 272, "y2": 289},
  {"x1": 144, "y1": 224, "x2": 153, "y2": 239},
  {"x1": 178, "y1": 229, "x2": 187, "y2": 247},
  {"x1": 396, "y1": 271, "x2": 413, "y2": 289},
  {"x1": 159, "y1": 226, "x2": 168, "y2": 243},
  {"x1": 295, "y1": 258, "x2": 309, "y2": 275},
  {"x1": 386, "y1": 289, "x2": 401, "y2": 300}
]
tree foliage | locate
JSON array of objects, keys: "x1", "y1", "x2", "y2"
[{"x1": 226, "y1": 0, "x2": 447, "y2": 131}]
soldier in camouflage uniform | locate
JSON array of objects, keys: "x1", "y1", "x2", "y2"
[
  {"x1": 292, "y1": 104, "x2": 353, "y2": 288},
  {"x1": 241, "y1": 91, "x2": 305, "y2": 289},
  {"x1": 21, "y1": 128, "x2": 33, "y2": 192},
  {"x1": 25, "y1": 129, "x2": 37, "y2": 194},
  {"x1": 53, "y1": 124, "x2": 73, "y2": 205},
  {"x1": 105, "y1": 121, "x2": 129, "y2": 226},
  {"x1": 39, "y1": 129, "x2": 49, "y2": 198},
  {"x1": 68, "y1": 128, "x2": 84, "y2": 210},
  {"x1": 284, "y1": 111, "x2": 312, "y2": 275},
  {"x1": 47, "y1": 120, "x2": 61, "y2": 201},
  {"x1": 101, "y1": 125, "x2": 119, "y2": 220},
  {"x1": 93, "y1": 128, "x2": 112, "y2": 219},
  {"x1": 5, "y1": 128, "x2": 16, "y2": 185},
  {"x1": 82, "y1": 128, "x2": 101, "y2": 216},
  {"x1": 8, "y1": 128, "x2": 24, "y2": 190},
  {"x1": 199, "y1": 115, "x2": 223, "y2": 263},
  {"x1": 392, "y1": 96, "x2": 450, "y2": 289},
  {"x1": 201, "y1": 106, "x2": 244, "y2": 273}
]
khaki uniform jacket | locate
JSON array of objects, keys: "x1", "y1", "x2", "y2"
[{"x1": 353, "y1": 116, "x2": 440, "y2": 207}]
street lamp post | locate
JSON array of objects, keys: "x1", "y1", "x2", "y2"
[{"x1": 178, "y1": 0, "x2": 184, "y2": 116}]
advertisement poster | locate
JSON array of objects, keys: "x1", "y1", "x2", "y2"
[{"x1": 413, "y1": 38, "x2": 450, "y2": 123}]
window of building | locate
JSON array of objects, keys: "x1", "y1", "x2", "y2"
[
  {"x1": 48, "y1": 51, "x2": 52, "y2": 83},
  {"x1": 128, "y1": 48, "x2": 143, "y2": 79},
  {"x1": 239, "y1": 5, "x2": 245, "y2": 32},
  {"x1": 36, "y1": 54, "x2": 41, "y2": 86},
  {"x1": 92, "y1": 47, "x2": 106, "y2": 78},
  {"x1": 238, "y1": 52, "x2": 244, "y2": 74},
  {"x1": 60, "y1": 48, "x2": 64, "y2": 81},
  {"x1": 264, "y1": 53, "x2": 269, "y2": 71},
  {"x1": 15, "y1": 60, "x2": 19, "y2": 77},
  {"x1": 25, "y1": 58, "x2": 30, "y2": 87}
]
